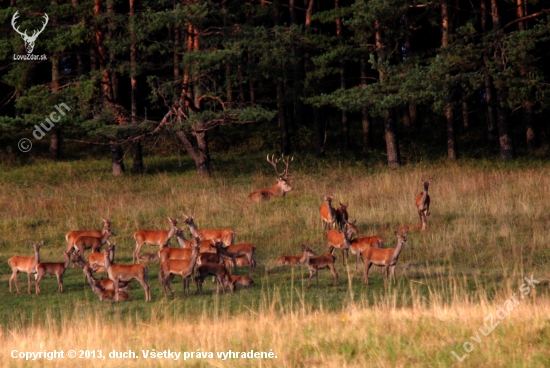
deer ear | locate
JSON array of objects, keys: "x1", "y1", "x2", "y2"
[{"x1": 395, "y1": 231, "x2": 398, "y2": 236}]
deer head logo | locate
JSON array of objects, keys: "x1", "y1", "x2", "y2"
[{"x1": 11, "y1": 11, "x2": 49, "y2": 54}]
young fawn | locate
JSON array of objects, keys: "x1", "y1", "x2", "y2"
[{"x1": 299, "y1": 244, "x2": 338, "y2": 288}]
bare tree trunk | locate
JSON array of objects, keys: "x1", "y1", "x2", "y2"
[
  {"x1": 314, "y1": 106, "x2": 325, "y2": 157},
  {"x1": 442, "y1": 0, "x2": 457, "y2": 160},
  {"x1": 461, "y1": 91, "x2": 469, "y2": 130},
  {"x1": 130, "y1": 0, "x2": 143, "y2": 173},
  {"x1": 481, "y1": 0, "x2": 497, "y2": 141},
  {"x1": 360, "y1": 57, "x2": 371, "y2": 152},
  {"x1": 335, "y1": 0, "x2": 349, "y2": 151},
  {"x1": 277, "y1": 78, "x2": 290, "y2": 155}
]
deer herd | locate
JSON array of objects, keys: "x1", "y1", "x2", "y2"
[{"x1": 7, "y1": 154, "x2": 433, "y2": 303}]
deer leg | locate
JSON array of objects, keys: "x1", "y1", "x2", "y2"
[
  {"x1": 331, "y1": 265, "x2": 338, "y2": 286},
  {"x1": 364, "y1": 262, "x2": 373, "y2": 286},
  {"x1": 316, "y1": 269, "x2": 320, "y2": 287},
  {"x1": 232, "y1": 256, "x2": 238, "y2": 275},
  {"x1": 35, "y1": 273, "x2": 43, "y2": 294},
  {"x1": 384, "y1": 266, "x2": 389, "y2": 286},
  {"x1": 58, "y1": 274, "x2": 63, "y2": 293},
  {"x1": 391, "y1": 265, "x2": 396, "y2": 285},
  {"x1": 133, "y1": 242, "x2": 143, "y2": 264},
  {"x1": 9, "y1": 270, "x2": 17, "y2": 294},
  {"x1": 164, "y1": 274, "x2": 174, "y2": 297}
]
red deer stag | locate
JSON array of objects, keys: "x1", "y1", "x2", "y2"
[
  {"x1": 104, "y1": 243, "x2": 151, "y2": 302},
  {"x1": 133, "y1": 217, "x2": 178, "y2": 263},
  {"x1": 299, "y1": 245, "x2": 338, "y2": 288},
  {"x1": 35, "y1": 250, "x2": 72, "y2": 294},
  {"x1": 247, "y1": 154, "x2": 294, "y2": 201},
  {"x1": 319, "y1": 194, "x2": 336, "y2": 231},
  {"x1": 362, "y1": 232, "x2": 407, "y2": 286},
  {"x1": 8, "y1": 241, "x2": 43, "y2": 294}
]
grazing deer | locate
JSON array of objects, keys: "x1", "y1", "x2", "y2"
[
  {"x1": 319, "y1": 194, "x2": 337, "y2": 231},
  {"x1": 416, "y1": 178, "x2": 432, "y2": 228},
  {"x1": 158, "y1": 235, "x2": 203, "y2": 284},
  {"x1": 276, "y1": 254, "x2": 302, "y2": 265},
  {"x1": 83, "y1": 267, "x2": 130, "y2": 302},
  {"x1": 73, "y1": 228, "x2": 115, "y2": 257},
  {"x1": 104, "y1": 243, "x2": 151, "y2": 302},
  {"x1": 247, "y1": 154, "x2": 294, "y2": 201},
  {"x1": 299, "y1": 244, "x2": 338, "y2": 288},
  {"x1": 325, "y1": 228, "x2": 354, "y2": 265},
  {"x1": 72, "y1": 252, "x2": 129, "y2": 291},
  {"x1": 133, "y1": 217, "x2": 179, "y2": 263},
  {"x1": 161, "y1": 239, "x2": 201, "y2": 297},
  {"x1": 230, "y1": 275, "x2": 255, "y2": 287},
  {"x1": 35, "y1": 250, "x2": 72, "y2": 294},
  {"x1": 362, "y1": 232, "x2": 407, "y2": 286},
  {"x1": 182, "y1": 214, "x2": 236, "y2": 247},
  {"x1": 8, "y1": 241, "x2": 43, "y2": 294},
  {"x1": 217, "y1": 242, "x2": 257, "y2": 275},
  {"x1": 349, "y1": 236, "x2": 384, "y2": 271},
  {"x1": 65, "y1": 217, "x2": 111, "y2": 253},
  {"x1": 195, "y1": 263, "x2": 236, "y2": 294},
  {"x1": 336, "y1": 203, "x2": 349, "y2": 229}
]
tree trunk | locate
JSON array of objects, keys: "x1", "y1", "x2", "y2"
[
  {"x1": 481, "y1": 0, "x2": 497, "y2": 141},
  {"x1": 461, "y1": 91, "x2": 469, "y2": 130},
  {"x1": 445, "y1": 104, "x2": 457, "y2": 160},
  {"x1": 314, "y1": 106, "x2": 325, "y2": 157},
  {"x1": 130, "y1": 0, "x2": 143, "y2": 173},
  {"x1": 277, "y1": 78, "x2": 290, "y2": 155},
  {"x1": 384, "y1": 109, "x2": 401, "y2": 168},
  {"x1": 335, "y1": 0, "x2": 348, "y2": 151},
  {"x1": 50, "y1": 1, "x2": 61, "y2": 161},
  {"x1": 409, "y1": 104, "x2": 418, "y2": 131},
  {"x1": 110, "y1": 144, "x2": 125, "y2": 175},
  {"x1": 360, "y1": 57, "x2": 371, "y2": 152},
  {"x1": 175, "y1": 129, "x2": 211, "y2": 177}
]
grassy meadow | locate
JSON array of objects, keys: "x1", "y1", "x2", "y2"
[{"x1": 1, "y1": 154, "x2": 550, "y2": 367}]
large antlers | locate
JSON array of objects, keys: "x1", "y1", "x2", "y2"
[
  {"x1": 11, "y1": 11, "x2": 49, "y2": 53},
  {"x1": 267, "y1": 154, "x2": 293, "y2": 179}
]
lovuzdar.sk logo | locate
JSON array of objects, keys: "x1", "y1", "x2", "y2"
[{"x1": 11, "y1": 10, "x2": 48, "y2": 61}]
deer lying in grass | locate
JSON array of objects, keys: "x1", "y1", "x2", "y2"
[
  {"x1": 175, "y1": 227, "x2": 217, "y2": 252},
  {"x1": 217, "y1": 242, "x2": 257, "y2": 275},
  {"x1": 398, "y1": 213, "x2": 428, "y2": 233},
  {"x1": 72, "y1": 252, "x2": 130, "y2": 291},
  {"x1": 195, "y1": 263, "x2": 236, "y2": 294},
  {"x1": 416, "y1": 178, "x2": 432, "y2": 229},
  {"x1": 133, "y1": 217, "x2": 178, "y2": 263},
  {"x1": 362, "y1": 231, "x2": 407, "y2": 286},
  {"x1": 319, "y1": 194, "x2": 336, "y2": 231},
  {"x1": 104, "y1": 243, "x2": 151, "y2": 302},
  {"x1": 73, "y1": 228, "x2": 115, "y2": 257},
  {"x1": 336, "y1": 203, "x2": 349, "y2": 229},
  {"x1": 247, "y1": 154, "x2": 293, "y2": 201},
  {"x1": 161, "y1": 240, "x2": 201, "y2": 297},
  {"x1": 182, "y1": 214, "x2": 236, "y2": 247},
  {"x1": 325, "y1": 228, "x2": 354, "y2": 265},
  {"x1": 8, "y1": 241, "x2": 43, "y2": 294},
  {"x1": 65, "y1": 217, "x2": 111, "y2": 252},
  {"x1": 158, "y1": 235, "x2": 203, "y2": 284},
  {"x1": 299, "y1": 244, "x2": 338, "y2": 288},
  {"x1": 83, "y1": 266, "x2": 130, "y2": 302},
  {"x1": 349, "y1": 235, "x2": 384, "y2": 271},
  {"x1": 276, "y1": 254, "x2": 301, "y2": 265},
  {"x1": 230, "y1": 275, "x2": 255, "y2": 287},
  {"x1": 35, "y1": 250, "x2": 72, "y2": 294}
]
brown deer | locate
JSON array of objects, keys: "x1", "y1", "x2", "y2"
[
  {"x1": 104, "y1": 243, "x2": 151, "y2": 302},
  {"x1": 73, "y1": 228, "x2": 115, "y2": 257},
  {"x1": 223, "y1": 256, "x2": 250, "y2": 269},
  {"x1": 319, "y1": 194, "x2": 336, "y2": 231},
  {"x1": 349, "y1": 236, "x2": 384, "y2": 271},
  {"x1": 217, "y1": 242, "x2": 257, "y2": 275},
  {"x1": 132, "y1": 217, "x2": 179, "y2": 263},
  {"x1": 175, "y1": 227, "x2": 217, "y2": 252},
  {"x1": 416, "y1": 178, "x2": 432, "y2": 228},
  {"x1": 65, "y1": 217, "x2": 111, "y2": 252},
  {"x1": 161, "y1": 240, "x2": 201, "y2": 297},
  {"x1": 398, "y1": 213, "x2": 428, "y2": 233},
  {"x1": 230, "y1": 275, "x2": 255, "y2": 287},
  {"x1": 299, "y1": 244, "x2": 338, "y2": 288},
  {"x1": 336, "y1": 203, "x2": 349, "y2": 229},
  {"x1": 276, "y1": 255, "x2": 301, "y2": 265},
  {"x1": 8, "y1": 241, "x2": 43, "y2": 294},
  {"x1": 325, "y1": 228, "x2": 354, "y2": 265},
  {"x1": 158, "y1": 235, "x2": 203, "y2": 284},
  {"x1": 195, "y1": 263, "x2": 236, "y2": 294},
  {"x1": 182, "y1": 214, "x2": 236, "y2": 247},
  {"x1": 83, "y1": 267, "x2": 130, "y2": 301},
  {"x1": 362, "y1": 232, "x2": 407, "y2": 286},
  {"x1": 247, "y1": 154, "x2": 294, "y2": 201},
  {"x1": 35, "y1": 250, "x2": 72, "y2": 294},
  {"x1": 72, "y1": 252, "x2": 130, "y2": 291},
  {"x1": 197, "y1": 241, "x2": 224, "y2": 265}
]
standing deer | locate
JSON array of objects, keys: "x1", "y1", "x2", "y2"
[
  {"x1": 336, "y1": 203, "x2": 349, "y2": 229},
  {"x1": 35, "y1": 250, "x2": 72, "y2": 294},
  {"x1": 83, "y1": 267, "x2": 130, "y2": 302},
  {"x1": 416, "y1": 178, "x2": 432, "y2": 228},
  {"x1": 276, "y1": 254, "x2": 302, "y2": 265},
  {"x1": 161, "y1": 239, "x2": 201, "y2": 297},
  {"x1": 104, "y1": 243, "x2": 151, "y2": 302},
  {"x1": 72, "y1": 252, "x2": 130, "y2": 291},
  {"x1": 247, "y1": 154, "x2": 294, "y2": 201},
  {"x1": 158, "y1": 235, "x2": 203, "y2": 284},
  {"x1": 299, "y1": 244, "x2": 338, "y2": 288},
  {"x1": 349, "y1": 236, "x2": 384, "y2": 271},
  {"x1": 319, "y1": 194, "x2": 336, "y2": 231},
  {"x1": 325, "y1": 228, "x2": 354, "y2": 265},
  {"x1": 73, "y1": 229, "x2": 115, "y2": 257},
  {"x1": 182, "y1": 214, "x2": 236, "y2": 247},
  {"x1": 175, "y1": 227, "x2": 217, "y2": 252},
  {"x1": 217, "y1": 242, "x2": 257, "y2": 275},
  {"x1": 197, "y1": 241, "x2": 224, "y2": 265},
  {"x1": 195, "y1": 263, "x2": 236, "y2": 294},
  {"x1": 133, "y1": 217, "x2": 178, "y2": 263},
  {"x1": 362, "y1": 232, "x2": 407, "y2": 286},
  {"x1": 8, "y1": 241, "x2": 43, "y2": 294},
  {"x1": 65, "y1": 217, "x2": 111, "y2": 252}
]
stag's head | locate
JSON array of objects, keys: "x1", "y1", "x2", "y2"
[{"x1": 11, "y1": 11, "x2": 49, "y2": 54}]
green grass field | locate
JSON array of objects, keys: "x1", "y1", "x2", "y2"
[{"x1": 1, "y1": 154, "x2": 550, "y2": 367}]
